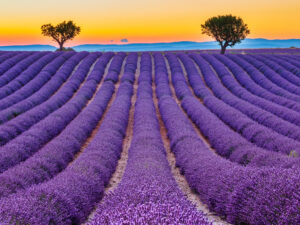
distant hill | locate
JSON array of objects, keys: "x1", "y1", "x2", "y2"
[
  {"x1": 0, "y1": 44, "x2": 56, "y2": 51},
  {"x1": 74, "y1": 39, "x2": 300, "y2": 52},
  {"x1": 0, "y1": 39, "x2": 299, "y2": 52},
  {"x1": 237, "y1": 38, "x2": 300, "y2": 48}
]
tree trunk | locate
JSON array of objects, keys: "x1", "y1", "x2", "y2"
[
  {"x1": 59, "y1": 42, "x2": 64, "y2": 51},
  {"x1": 220, "y1": 46, "x2": 226, "y2": 54}
]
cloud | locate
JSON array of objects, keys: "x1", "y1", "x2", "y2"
[
  {"x1": 120, "y1": 38, "x2": 128, "y2": 43},
  {"x1": 110, "y1": 40, "x2": 114, "y2": 43}
]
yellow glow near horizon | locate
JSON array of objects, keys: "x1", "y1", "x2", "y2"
[{"x1": 0, "y1": 0, "x2": 299, "y2": 46}]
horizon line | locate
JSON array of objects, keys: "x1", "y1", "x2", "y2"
[{"x1": 1, "y1": 37, "x2": 300, "y2": 48}]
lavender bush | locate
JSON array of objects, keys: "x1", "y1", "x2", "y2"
[
  {"x1": 156, "y1": 54, "x2": 300, "y2": 224},
  {"x1": 0, "y1": 51, "x2": 298, "y2": 225},
  {"x1": 176, "y1": 53, "x2": 300, "y2": 168},
  {"x1": 89, "y1": 53, "x2": 210, "y2": 224}
]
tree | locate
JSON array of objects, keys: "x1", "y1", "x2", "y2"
[
  {"x1": 41, "y1": 21, "x2": 80, "y2": 51},
  {"x1": 201, "y1": 15, "x2": 250, "y2": 54}
]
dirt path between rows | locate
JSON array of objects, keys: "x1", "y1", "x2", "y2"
[
  {"x1": 166, "y1": 54, "x2": 218, "y2": 154},
  {"x1": 160, "y1": 53, "x2": 231, "y2": 225},
  {"x1": 83, "y1": 54, "x2": 139, "y2": 224},
  {"x1": 103, "y1": 55, "x2": 139, "y2": 193}
]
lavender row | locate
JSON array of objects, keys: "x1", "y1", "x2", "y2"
[
  {"x1": 0, "y1": 53, "x2": 126, "y2": 200},
  {"x1": 154, "y1": 53, "x2": 173, "y2": 98},
  {"x1": 89, "y1": 52, "x2": 210, "y2": 225},
  {"x1": 177, "y1": 53, "x2": 299, "y2": 168},
  {"x1": 0, "y1": 52, "x2": 74, "y2": 112},
  {"x1": 198, "y1": 48, "x2": 300, "y2": 55},
  {"x1": 214, "y1": 54, "x2": 300, "y2": 123},
  {"x1": 159, "y1": 96, "x2": 300, "y2": 225},
  {"x1": 250, "y1": 54, "x2": 300, "y2": 90},
  {"x1": 215, "y1": 52, "x2": 300, "y2": 127},
  {"x1": 0, "y1": 53, "x2": 103, "y2": 173},
  {"x1": 183, "y1": 96, "x2": 299, "y2": 168},
  {"x1": 280, "y1": 55, "x2": 300, "y2": 68},
  {"x1": 241, "y1": 54, "x2": 300, "y2": 97},
  {"x1": 261, "y1": 54, "x2": 300, "y2": 76},
  {"x1": 165, "y1": 54, "x2": 193, "y2": 100},
  {"x1": 0, "y1": 52, "x2": 33, "y2": 76},
  {"x1": 229, "y1": 54, "x2": 300, "y2": 102},
  {"x1": 0, "y1": 52, "x2": 58, "y2": 99},
  {"x1": 0, "y1": 52, "x2": 47, "y2": 89},
  {"x1": 155, "y1": 54, "x2": 300, "y2": 225},
  {"x1": 226, "y1": 54, "x2": 300, "y2": 111},
  {"x1": 200, "y1": 54, "x2": 300, "y2": 145},
  {"x1": 120, "y1": 52, "x2": 138, "y2": 84},
  {"x1": 104, "y1": 52, "x2": 127, "y2": 83},
  {"x1": 0, "y1": 52, "x2": 19, "y2": 68},
  {"x1": 190, "y1": 54, "x2": 300, "y2": 155},
  {"x1": 0, "y1": 52, "x2": 86, "y2": 145},
  {"x1": 0, "y1": 60, "x2": 134, "y2": 225}
]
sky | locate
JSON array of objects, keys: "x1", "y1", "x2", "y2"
[{"x1": 0, "y1": 0, "x2": 299, "y2": 46}]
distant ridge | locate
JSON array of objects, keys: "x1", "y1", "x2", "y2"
[
  {"x1": 0, "y1": 39, "x2": 299, "y2": 51},
  {"x1": 73, "y1": 39, "x2": 300, "y2": 52},
  {"x1": 0, "y1": 44, "x2": 56, "y2": 51}
]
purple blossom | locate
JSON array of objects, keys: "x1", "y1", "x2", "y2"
[{"x1": 0, "y1": 51, "x2": 299, "y2": 225}]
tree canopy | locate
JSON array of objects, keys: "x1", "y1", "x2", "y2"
[
  {"x1": 41, "y1": 20, "x2": 80, "y2": 51},
  {"x1": 201, "y1": 15, "x2": 250, "y2": 54}
]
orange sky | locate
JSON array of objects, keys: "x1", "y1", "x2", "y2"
[{"x1": 0, "y1": 0, "x2": 299, "y2": 46}]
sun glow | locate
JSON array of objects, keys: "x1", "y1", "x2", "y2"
[{"x1": 0, "y1": 0, "x2": 299, "y2": 46}]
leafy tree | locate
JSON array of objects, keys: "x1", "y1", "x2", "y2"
[
  {"x1": 201, "y1": 15, "x2": 250, "y2": 54},
  {"x1": 41, "y1": 21, "x2": 80, "y2": 51}
]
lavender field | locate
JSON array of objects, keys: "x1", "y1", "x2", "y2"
[{"x1": 0, "y1": 50, "x2": 299, "y2": 225}]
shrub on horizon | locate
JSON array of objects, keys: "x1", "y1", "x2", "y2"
[{"x1": 55, "y1": 47, "x2": 75, "y2": 52}]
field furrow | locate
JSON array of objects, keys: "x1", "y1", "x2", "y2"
[{"x1": 0, "y1": 51, "x2": 298, "y2": 225}]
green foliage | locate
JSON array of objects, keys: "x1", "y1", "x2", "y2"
[
  {"x1": 201, "y1": 15, "x2": 250, "y2": 54},
  {"x1": 55, "y1": 47, "x2": 75, "y2": 52},
  {"x1": 289, "y1": 150, "x2": 298, "y2": 158},
  {"x1": 41, "y1": 21, "x2": 80, "y2": 51}
]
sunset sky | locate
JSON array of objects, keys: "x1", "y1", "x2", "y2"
[{"x1": 0, "y1": 0, "x2": 299, "y2": 46}]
